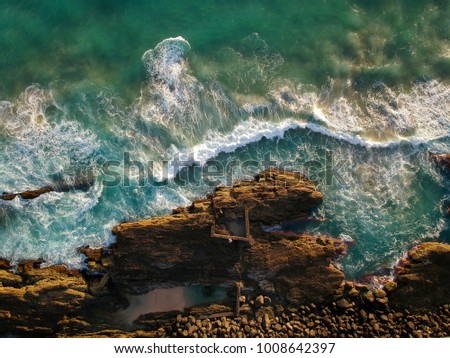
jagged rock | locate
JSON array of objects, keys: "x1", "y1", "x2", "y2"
[
  {"x1": 390, "y1": 242, "x2": 450, "y2": 310},
  {"x1": 2, "y1": 186, "x2": 52, "y2": 200},
  {"x1": 383, "y1": 281, "x2": 397, "y2": 293},
  {"x1": 0, "y1": 269, "x2": 23, "y2": 287},
  {"x1": 373, "y1": 289, "x2": 386, "y2": 299},
  {"x1": 212, "y1": 169, "x2": 323, "y2": 224},
  {"x1": 0, "y1": 261, "x2": 91, "y2": 336}
]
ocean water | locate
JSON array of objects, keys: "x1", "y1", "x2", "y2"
[{"x1": 0, "y1": 0, "x2": 449, "y2": 279}]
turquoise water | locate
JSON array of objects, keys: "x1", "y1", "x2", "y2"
[{"x1": 0, "y1": 0, "x2": 449, "y2": 278}]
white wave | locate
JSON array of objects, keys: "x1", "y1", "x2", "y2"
[
  {"x1": 189, "y1": 117, "x2": 298, "y2": 165},
  {"x1": 271, "y1": 80, "x2": 450, "y2": 145},
  {"x1": 0, "y1": 85, "x2": 100, "y2": 192},
  {"x1": 136, "y1": 37, "x2": 243, "y2": 146},
  {"x1": 137, "y1": 37, "x2": 205, "y2": 144}
]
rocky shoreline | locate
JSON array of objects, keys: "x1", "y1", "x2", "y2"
[{"x1": 1, "y1": 165, "x2": 449, "y2": 338}]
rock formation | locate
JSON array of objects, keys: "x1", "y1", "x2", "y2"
[
  {"x1": 1, "y1": 169, "x2": 449, "y2": 337},
  {"x1": 110, "y1": 169, "x2": 342, "y2": 303}
]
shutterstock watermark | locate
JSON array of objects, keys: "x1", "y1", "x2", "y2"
[{"x1": 101, "y1": 151, "x2": 349, "y2": 188}]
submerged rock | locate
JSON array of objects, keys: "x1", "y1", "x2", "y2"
[
  {"x1": 430, "y1": 153, "x2": 450, "y2": 171},
  {"x1": 1, "y1": 175, "x2": 95, "y2": 201},
  {"x1": 2, "y1": 186, "x2": 52, "y2": 200}
]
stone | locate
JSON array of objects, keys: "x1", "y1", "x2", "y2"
[
  {"x1": 383, "y1": 281, "x2": 397, "y2": 293},
  {"x1": 1, "y1": 186, "x2": 52, "y2": 201},
  {"x1": 255, "y1": 295, "x2": 265, "y2": 308},
  {"x1": 362, "y1": 291, "x2": 375, "y2": 303},
  {"x1": 79, "y1": 247, "x2": 102, "y2": 261},
  {"x1": 373, "y1": 289, "x2": 386, "y2": 299},
  {"x1": 336, "y1": 299, "x2": 351, "y2": 309}
]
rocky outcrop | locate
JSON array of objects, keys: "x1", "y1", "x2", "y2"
[
  {"x1": 0, "y1": 257, "x2": 127, "y2": 337},
  {"x1": 110, "y1": 169, "x2": 341, "y2": 303},
  {"x1": 1, "y1": 175, "x2": 95, "y2": 201},
  {"x1": 0, "y1": 261, "x2": 93, "y2": 336},
  {"x1": 390, "y1": 242, "x2": 450, "y2": 310}
]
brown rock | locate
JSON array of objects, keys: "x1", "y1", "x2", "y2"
[
  {"x1": 391, "y1": 242, "x2": 450, "y2": 310},
  {"x1": 373, "y1": 289, "x2": 386, "y2": 299},
  {"x1": 111, "y1": 170, "x2": 343, "y2": 303},
  {"x1": 383, "y1": 281, "x2": 397, "y2": 293},
  {"x1": 362, "y1": 291, "x2": 375, "y2": 304},
  {"x1": 0, "y1": 270, "x2": 23, "y2": 287},
  {"x1": 255, "y1": 295, "x2": 265, "y2": 308},
  {"x1": 2, "y1": 175, "x2": 94, "y2": 202},
  {"x1": 79, "y1": 247, "x2": 103, "y2": 261},
  {"x1": 1, "y1": 193, "x2": 17, "y2": 200},
  {"x1": 0, "y1": 264, "x2": 91, "y2": 336},
  {"x1": 19, "y1": 186, "x2": 53, "y2": 199},
  {"x1": 336, "y1": 298, "x2": 351, "y2": 309}
]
